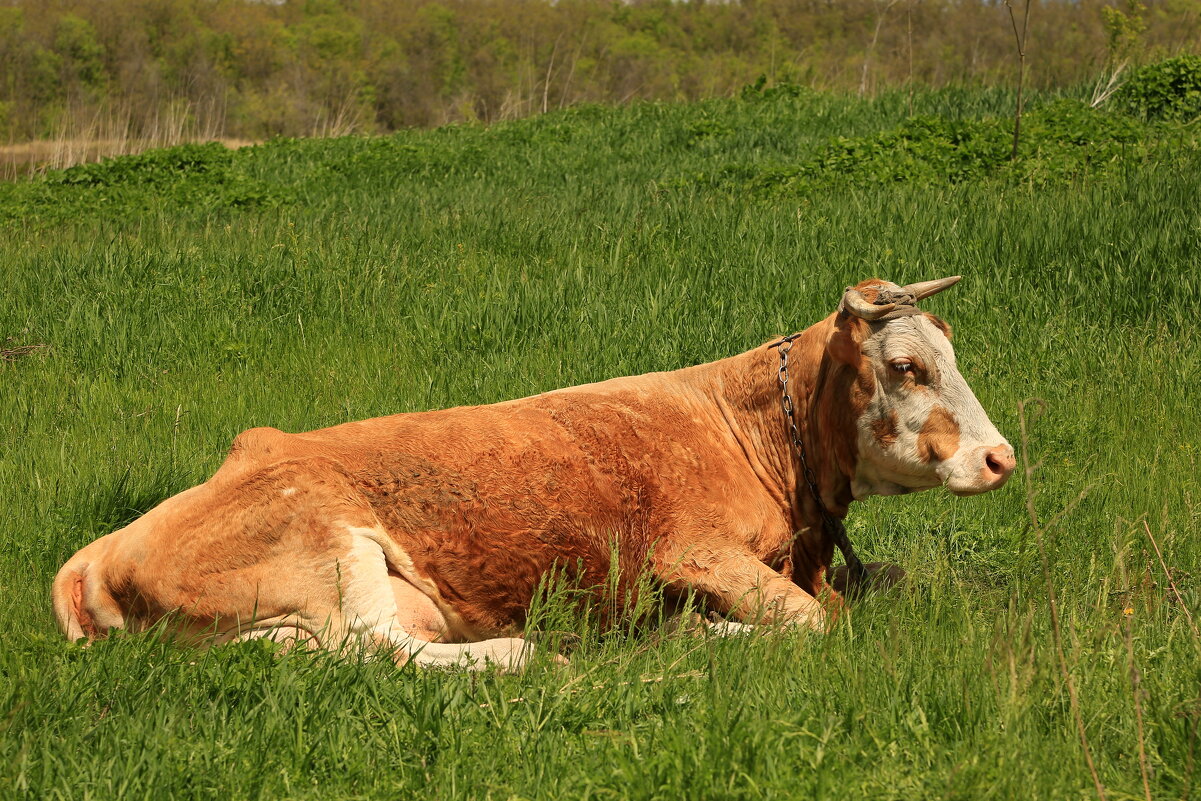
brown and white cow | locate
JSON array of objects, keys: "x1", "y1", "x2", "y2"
[{"x1": 52, "y1": 276, "x2": 1014, "y2": 669}]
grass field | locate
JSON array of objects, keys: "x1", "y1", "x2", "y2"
[{"x1": 1, "y1": 80, "x2": 1199, "y2": 800}]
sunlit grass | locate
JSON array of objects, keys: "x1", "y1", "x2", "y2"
[{"x1": 1, "y1": 86, "x2": 1198, "y2": 800}]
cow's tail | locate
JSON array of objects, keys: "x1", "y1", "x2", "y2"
[{"x1": 52, "y1": 553, "x2": 93, "y2": 643}]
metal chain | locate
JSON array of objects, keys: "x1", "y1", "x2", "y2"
[
  {"x1": 775, "y1": 335, "x2": 824, "y2": 510},
  {"x1": 771, "y1": 333, "x2": 869, "y2": 592}
]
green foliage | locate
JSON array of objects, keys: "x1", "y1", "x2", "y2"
[
  {"x1": 1101, "y1": 0, "x2": 1148, "y2": 66},
  {"x1": 0, "y1": 143, "x2": 285, "y2": 222},
  {"x1": 738, "y1": 74, "x2": 814, "y2": 102},
  {"x1": 46, "y1": 142, "x2": 233, "y2": 189},
  {"x1": 4, "y1": 78, "x2": 1197, "y2": 226},
  {"x1": 52, "y1": 14, "x2": 105, "y2": 88},
  {"x1": 699, "y1": 98, "x2": 1170, "y2": 196},
  {"x1": 0, "y1": 0, "x2": 1199, "y2": 143},
  {"x1": 1113, "y1": 54, "x2": 1201, "y2": 120}
]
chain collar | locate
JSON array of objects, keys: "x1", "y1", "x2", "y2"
[{"x1": 769, "y1": 333, "x2": 869, "y2": 593}]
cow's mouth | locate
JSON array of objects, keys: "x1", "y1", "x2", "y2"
[{"x1": 943, "y1": 470, "x2": 1014, "y2": 496}]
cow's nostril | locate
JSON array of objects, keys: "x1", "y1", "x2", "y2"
[{"x1": 983, "y1": 446, "x2": 1016, "y2": 478}]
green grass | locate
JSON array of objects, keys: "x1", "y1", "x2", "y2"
[{"x1": 1, "y1": 83, "x2": 1199, "y2": 800}]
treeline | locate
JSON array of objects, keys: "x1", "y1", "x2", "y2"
[{"x1": 1, "y1": 0, "x2": 1199, "y2": 142}]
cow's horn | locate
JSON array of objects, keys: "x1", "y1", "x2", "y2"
[
  {"x1": 902, "y1": 275, "x2": 962, "y2": 301},
  {"x1": 841, "y1": 287, "x2": 897, "y2": 320}
]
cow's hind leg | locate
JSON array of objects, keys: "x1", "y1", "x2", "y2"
[
  {"x1": 320, "y1": 527, "x2": 542, "y2": 672},
  {"x1": 220, "y1": 463, "x2": 548, "y2": 671},
  {"x1": 231, "y1": 625, "x2": 319, "y2": 652}
]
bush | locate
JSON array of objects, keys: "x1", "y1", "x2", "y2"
[
  {"x1": 701, "y1": 99, "x2": 1157, "y2": 197},
  {"x1": 1, "y1": 142, "x2": 285, "y2": 223},
  {"x1": 1113, "y1": 55, "x2": 1201, "y2": 121}
]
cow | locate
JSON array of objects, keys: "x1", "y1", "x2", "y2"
[{"x1": 52, "y1": 276, "x2": 1015, "y2": 670}]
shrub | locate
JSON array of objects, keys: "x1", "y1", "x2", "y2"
[
  {"x1": 701, "y1": 98, "x2": 1162, "y2": 197},
  {"x1": 1112, "y1": 55, "x2": 1201, "y2": 121},
  {"x1": 1, "y1": 142, "x2": 285, "y2": 223}
]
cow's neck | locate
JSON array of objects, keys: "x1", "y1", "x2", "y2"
[
  {"x1": 791, "y1": 316, "x2": 862, "y2": 519},
  {"x1": 704, "y1": 314, "x2": 861, "y2": 576}
]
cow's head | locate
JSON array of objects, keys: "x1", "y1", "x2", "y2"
[{"x1": 829, "y1": 276, "x2": 1014, "y2": 498}]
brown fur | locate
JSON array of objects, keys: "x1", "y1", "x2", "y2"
[
  {"x1": 70, "y1": 575, "x2": 92, "y2": 638},
  {"x1": 917, "y1": 406, "x2": 960, "y2": 463},
  {"x1": 871, "y1": 411, "x2": 900, "y2": 447},
  {"x1": 924, "y1": 313, "x2": 952, "y2": 340}
]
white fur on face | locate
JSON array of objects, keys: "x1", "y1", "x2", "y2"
[{"x1": 851, "y1": 314, "x2": 1011, "y2": 499}]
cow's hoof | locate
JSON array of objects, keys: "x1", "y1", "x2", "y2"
[
  {"x1": 829, "y1": 562, "x2": 907, "y2": 596},
  {"x1": 704, "y1": 618, "x2": 757, "y2": 637},
  {"x1": 525, "y1": 630, "x2": 582, "y2": 655}
]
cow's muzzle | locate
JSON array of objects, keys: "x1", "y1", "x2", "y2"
[{"x1": 944, "y1": 443, "x2": 1016, "y2": 496}]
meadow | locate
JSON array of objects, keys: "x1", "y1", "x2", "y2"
[{"x1": 1, "y1": 69, "x2": 1199, "y2": 799}]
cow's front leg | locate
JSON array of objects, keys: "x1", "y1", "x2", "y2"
[{"x1": 653, "y1": 540, "x2": 826, "y2": 631}]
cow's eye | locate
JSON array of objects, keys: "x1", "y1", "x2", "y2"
[{"x1": 890, "y1": 361, "x2": 915, "y2": 375}]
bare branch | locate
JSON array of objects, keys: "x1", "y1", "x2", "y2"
[
  {"x1": 1003, "y1": 0, "x2": 1032, "y2": 159},
  {"x1": 860, "y1": 0, "x2": 902, "y2": 96}
]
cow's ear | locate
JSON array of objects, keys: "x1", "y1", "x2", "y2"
[{"x1": 827, "y1": 312, "x2": 865, "y2": 365}]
